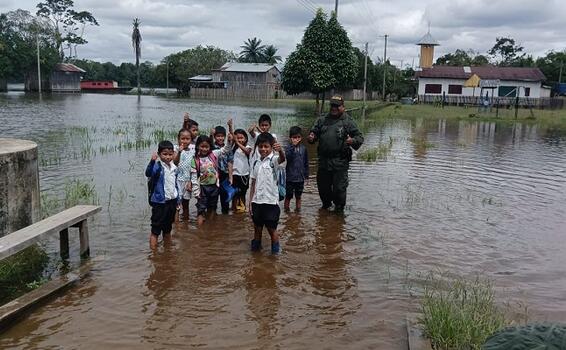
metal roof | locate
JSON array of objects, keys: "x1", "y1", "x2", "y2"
[
  {"x1": 54, "y1": 63, "x2": 86, "y2": 73},
  {"x1": 189, "y1": 75, "x2": 213, "y2": 81},
  {"x1": 417, "y1": 32, "x2": 439, "y2": 46},
  {"x1": 215, "y1": 62, "x2": 280, "y2": 73},
  {"x1": 415, "y1": 66, "x2": 546, "y2": 82}
]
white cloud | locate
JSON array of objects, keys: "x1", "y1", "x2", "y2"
[{"x1": 2, "y1": 0, "x2": 565, "y2": 66}]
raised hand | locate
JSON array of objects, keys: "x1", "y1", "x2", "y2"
[{"x1": 151, "y1": 152, "x2": 158, "y2": 161}]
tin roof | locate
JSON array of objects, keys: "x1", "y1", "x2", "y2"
[
  {"x1": 54, "y1": 63, "x2": 86, "y2": 73},
  {"x1": 189, "y1": 74, "x2": 213, "y2": 81},
  {"x1": 417, "y1": 32, "x2": 439, "y2": 46},
  {"x1": 415, "y1": 66, "x2": 546, "y2": 82},
  {"x1": 214, "y1": 62, "x2": 280, "y2": 73}
]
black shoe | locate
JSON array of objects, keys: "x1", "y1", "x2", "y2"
[
  {"x1": 333, "y1": 205, "x2": 344, "y2": 212},
  {"x1": 321, "y1": 202, "x2": 332, "y2": 210}
]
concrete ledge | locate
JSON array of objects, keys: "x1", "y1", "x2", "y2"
[
  {"x1": 407, "y1": 317, "x2": 433, "y2": 350},
  {"x1": 0, "y1": 273, "x2": 80, "y2": 331}
]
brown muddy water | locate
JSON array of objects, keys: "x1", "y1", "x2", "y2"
[{"x1": 1, "y1": 93, "x2": 566, "y2": 349}]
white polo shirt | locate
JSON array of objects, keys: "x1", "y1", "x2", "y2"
[
  {"x1": 250, "y1": 153, "x2": 284, "y2": 205},
  {"x1": 233, "y1": 146, "x2": 252, "y2": 176},
  {"x1": 161, "y1": 161, "x2": 178, "y2": 200}
]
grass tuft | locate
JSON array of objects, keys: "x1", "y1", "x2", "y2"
[
  {"x1": 0, "y1": 245, "x2": 49, "y2": 304},
  {"x1": 419, "y1": 274, "x2": 507, "y2": 350}
]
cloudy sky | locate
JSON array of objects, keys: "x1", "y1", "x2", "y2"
[{"x1": 2, "y1": 0, "x2": 565, "y2": 67}]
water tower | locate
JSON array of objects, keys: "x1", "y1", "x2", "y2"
[{"x1": 417, "y1": 29, "x2": 439, "y2": 69}]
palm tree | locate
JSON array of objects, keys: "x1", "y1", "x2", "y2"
[
  {"x1": 263, "y1": 45, "x2": 282, "y2": 64},
  {"x1": 131, "y1": 18, "x2": 142, "y2": 95},
  {"x1": 239, "y1": 37, "x2": 266, "y2": 63}
]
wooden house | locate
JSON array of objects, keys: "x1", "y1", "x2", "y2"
[{"x1": 50, "y1": 63, "x2": 85, "y2": 92}]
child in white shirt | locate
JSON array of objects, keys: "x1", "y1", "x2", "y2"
[{"x1": 248, "y1": 132, "x2": 286, "y2": 254}]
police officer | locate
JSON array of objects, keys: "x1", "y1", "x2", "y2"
[{"x1": 308, "y1": 95, "x2": 364, "y2": 211}]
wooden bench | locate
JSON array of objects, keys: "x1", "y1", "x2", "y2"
[{"x1": 0, "y1": 205, "x2": 101, "y2": 261}]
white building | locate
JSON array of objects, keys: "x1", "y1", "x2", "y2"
[{"x1": 416, "y1": 66, "x2": 550, "y2": 99}]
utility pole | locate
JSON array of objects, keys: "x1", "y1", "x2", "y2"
[
  {"x1": 36, "y1": 31, "x2": 42, "y2": 97},
  {"x1": 362, "y1": 42, "x2": 368, "y2": 120},
  {"x1": 559, "y1": 61, "x2": 564, "y2": 84},
  {"x1": 166, "y1": 59, "x2": 169, "y2": 97},
  {"x1": 382, "y1": 34, "x2": 388, "y2": 102},
  {"x1": 335, "y1": 0, "x2": 339, "y2": 17}
]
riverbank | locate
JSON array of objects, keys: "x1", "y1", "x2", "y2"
[{"x1": 367, "y1": 103, "x2": 566, "y2": 127}]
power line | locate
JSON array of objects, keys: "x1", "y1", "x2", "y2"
[
  {"x1": 303, "y1": 0, "x2": 319, "y2": 12},
  {"x1": 295, "y1": 0, "x2": 316, "y2": 15}
]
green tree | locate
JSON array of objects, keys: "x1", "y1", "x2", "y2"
[
  {"x1": 0, "y1": 9, "x2": 59, "y2": 85},
  {"x1": 131, "y1": 18, "x2": 142, "y2": 94},
  {"x1": 263, "y1": 45, "x2": 281, "y2": 64},
  {"x1": 239, "y1": 37, "x2": 266, "y2": 63},
  {"x1": 536, "y1": 50, "x2": 566, "y2": 84},
  {"x1": 166, "y1": 45, "x2": 236, "y2": 87},
  {"x1": 436, "y1": 49, "x2": 489, "y2": 66},
  {"x1": 282, "y1": 9, "x2": 357, "y2": 113},
  {"x1": 36, "y1": 0, "x2": 98, "y2": 59},
  {"x1": 488, "y1": 37, "x2": 524, "y2": 66}
]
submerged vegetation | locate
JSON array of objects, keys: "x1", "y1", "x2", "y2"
[
  {"x1": 357, "y1": 137, "x2": 394, "y2": 162},
  {"x1": 419, "y1": 274, "x2": 508, "y2": 350},
  {"x1": 0, "y1": 245, "x2": 49, "y2": 304}
]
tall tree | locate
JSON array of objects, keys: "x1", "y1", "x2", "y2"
[
  {"x1": 131, "y1": 18, "x2": 142, "y2": 95},
  {"x1": 488, "y1": 37, "x2": 524, "y2": 66},
  {"x1": 263, "y1": 45, "x2": 281, "y2": 64},
  {"x1": 239, "y1": 37, "x2": 266, "y2": 63},
  {"x1": 282, "y1": 9, "x2": 357, "y2": 113},
  {"x1": 536, "y1": 50, "x2": 566, "y2": 84},
  {"x1": 166, "y1": 45, "x2": 236, "y2": 87},
  {"x1": 36, "y1": 0, "x2": 98, "y2": 59},
  {"x1": 436, "y1": 49, "x2": 489, "y2": 66}
]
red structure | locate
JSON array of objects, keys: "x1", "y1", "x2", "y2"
[{"x1": 80, "y1": 80, "x2": 118, "y2": 90}]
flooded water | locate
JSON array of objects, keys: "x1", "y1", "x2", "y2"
[{"x1": 1, "y1": 93, "x2": 566, "y2": 349}]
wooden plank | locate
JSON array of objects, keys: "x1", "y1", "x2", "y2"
[
  {"x1": 78, "y1": 220, "x2": 90, "y2": 259},
  {"x1": 59, "y1": 228, "x2": 69, "y2": 260},
  {"x1": 0, "y1": 205, "x2": 101, "y2": 260},
  {"x1": 407, "y1": 317, "x2": 433, "y2": 350},
  {"x1": 0, "y1": 273, "x2": 80, "y2": 331}
]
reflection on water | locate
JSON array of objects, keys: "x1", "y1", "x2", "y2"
[{"x1": 1, "y1": 93, "x2": 566, "y2": 349}]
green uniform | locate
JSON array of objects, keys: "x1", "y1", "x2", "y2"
[{"x1": 310, "y1": 112, "x2": 364, "y2": 209}]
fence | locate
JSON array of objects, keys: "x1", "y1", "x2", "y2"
[
  {"x1": 190, "y1": 82, "x2": 378, "y2": 101},
  {"x1": 418, "y1": 95, "x2": 565, "y2": 110}
]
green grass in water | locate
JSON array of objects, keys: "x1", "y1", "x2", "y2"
[
  {"x1": 0, "y1": 245, "x2": 49, "y2": 304},
  {"x1": 419, "y1": 275, "x2": 507, "y2": 350}
]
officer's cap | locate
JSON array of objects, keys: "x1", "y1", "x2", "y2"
[{"x1": 329, "y1": 95, "x2": 344, "y2": 106}]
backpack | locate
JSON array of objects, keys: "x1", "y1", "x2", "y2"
[
  {"x1": 147, "y1": 161, "x2": 162, "y2": 206},
  {"x1": 195, "y1": 152, "x2": 219, "y2": 183},
  {"x1": 253, "y1": 156, "x2": 286, "y2": 201}
]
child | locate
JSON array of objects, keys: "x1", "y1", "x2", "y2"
[
  {"x1": 284, "y1": 126, "x2": 309, "y2": 212},
  {"x1": 190, "y1": 133, "x2": 232, "y2": 225},
  {"x1": 231, "y1": 128, "x2": 252, "y2": 212},
  {"x1": 145, "y1": 141, "x2": 179, "y2": 250},
  {"x1": 174, "y1": 128, "x2": 194, "y2": 221},
  {"x1": 211, "y1": 125, "x2": 234, "y2": 214},
  {"x1": 248, "y1": 132, "x2": 286, "y2": 254},
  {"x1": 248, "y1": 114, "x2": 277, "y2": 165}
]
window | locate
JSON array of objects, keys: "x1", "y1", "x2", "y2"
[
  {"x1": 498, "y1": 86, "x2": 517, "y2": 97},
  {"x1": 525, "y1": 87, "x2": 531, "y2": 97},
  {"x1": 425, "y1": 84, "x2": 442, "y2": 94},
  {"x1": 448, "y1": 85, "x2": 463, "y2": 95},
  {"x1": 104, "y1": 82, "x2": 109, "y2": 85}
]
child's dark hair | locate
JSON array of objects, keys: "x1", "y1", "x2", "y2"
[
  {"x1": 256, "y1": 132, "x2": 275, "y2": 146},
  {"x1": 214, "y1": 126, "x2": 226, "y2": 136},
  {"x1": 289, "y1": 126, "x2": 302, "y2": 138},
  {"x1": 258, "y1": 114, "x2": 272, "y2": 125},
  {"x1": 178, "y1": 128, "x2": 190, "y2": 139},
  {"x1": 158, "y1": 140, "x2": 174, "y2": 154},
  {"x1": 195, "y1": 135, "x2": 213, "y2": 150},
  {"x1": 188, "y1": 120, "x2": 199, "y2": 129},
  {"x1": 232, "y1": 129, "x2": 249, "y2": 152}
]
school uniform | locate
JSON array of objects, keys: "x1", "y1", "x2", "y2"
[
  {"x1": 232, "y1": 145, "x2": 252, "y2": 203},
  {"x1": 284, "y1": 144, "x2": 309, "y2": 199},
  {"x1": 145, "y1": 159, "x2": 179, "y2": 236},
  {"x1": 250, "y1": 153, "x2": 284, "y2": 229}
]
